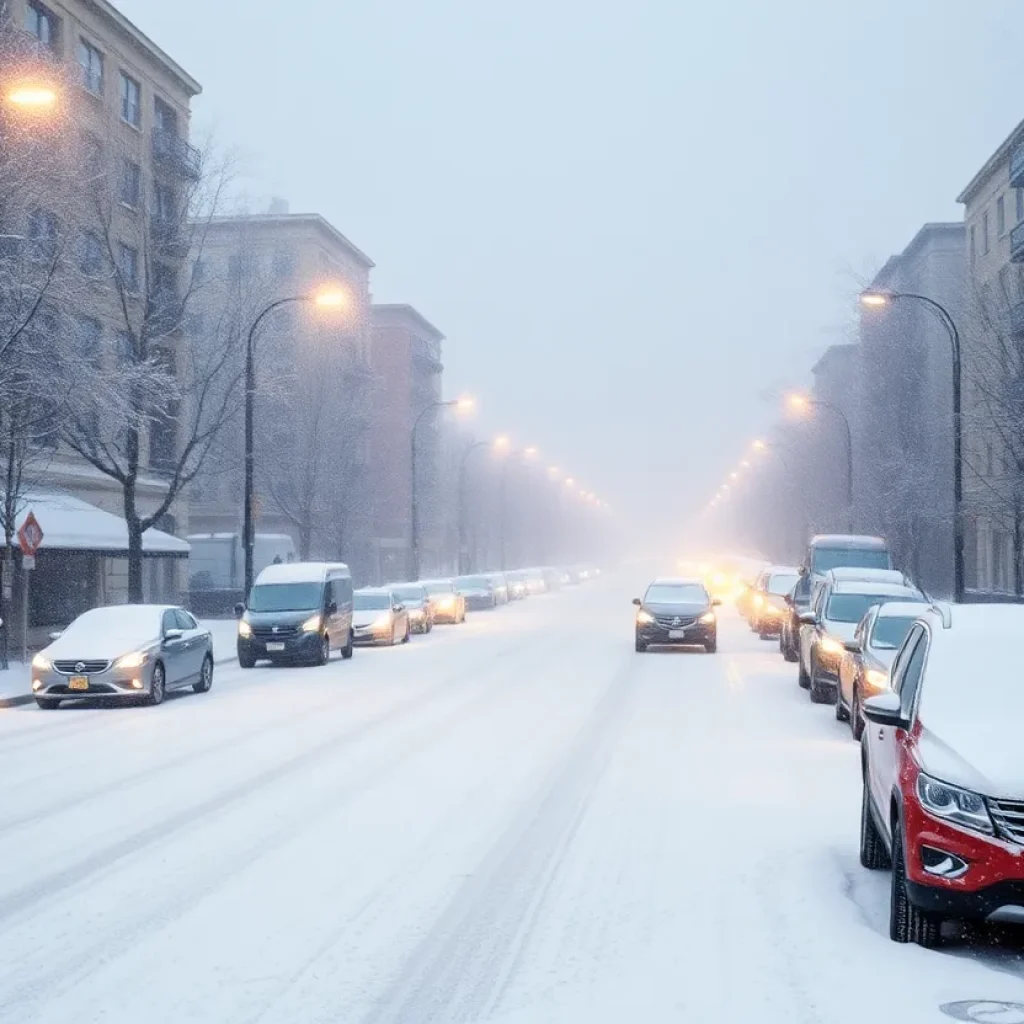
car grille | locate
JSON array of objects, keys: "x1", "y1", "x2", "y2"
[
  {"x1": 54, "y1": 659, "x2": 111, "y2": 675},
  {"x1": 251, "y1": 625, "x2": 299, "y2": 640},
  {"x1": 654, "y1": 615, "x2": 696, "y2": 628},
  {"x1": 988, "y1": 798, "x2": 1024, "y2": 844}
]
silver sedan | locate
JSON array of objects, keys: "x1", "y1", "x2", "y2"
[{"x1": 31, "y1": 604, "x2": 214, "y2": 709}]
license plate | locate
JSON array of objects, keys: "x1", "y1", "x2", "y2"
[
  {"x1": 668, "y1": 629, "x2": 687, "y2": 639},
  {"x1": 69, "y1": 676, "x2": 89, "y2": 691},
  {"x1": 266, "y1": 642, "x2": 286, "y2": 652}
]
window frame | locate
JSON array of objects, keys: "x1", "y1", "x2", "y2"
[
  {"x1": 119, "y1": 71, "x2": 142, "y2": 128},
  {"x1": 25, "y1": 1, "x2": 59, "y2": 51},
  {"x1": 117, "y1": 243, "x2": 140, "y2": 292},
  {"x1": 119, "y1": 159, "x2": 141, "y2": 209},
  {"x1": 997, "y1": 194, "x2": 1006, "y2": 236},
  {"x1": 78, "y1": 37, "x2": 104, "y2": 96}
]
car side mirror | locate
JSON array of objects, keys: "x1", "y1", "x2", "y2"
[
  {"x1": 632, "y1": 597, "x2": 641, "y2": 606},
  {"x1": 233, "y1": 602, "x2": 245, "y2": 619},
  {"x1": 844, "y1": 639, "x2": 861, "y2": 654},
  {"x1": 862, "y1": 692, "x2": 909, "y2": 730},
  {"x1": 799, "y1": 567, "x2": 808, "y2": 577},
  {"x1": 327, "y1": 601, "x2": 338, "y2": 616},
  {"x1": 799, "y1": 612, "x2": 817, "y2": 625},
  {"x1": 394, "y1": 603, "x2": 405, "y2": 613},
  {"x1": 163, "y1": 628, "x2": 184, "y2": 644},
  {"x1": 48, "y1": 630, "x2": 62, "y2": 641}
]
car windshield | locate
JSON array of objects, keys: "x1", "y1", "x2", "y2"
[
  {"x1": 812, "y1": 547, "x2": 890, "y2": 574},
  {"x1": 826, "y1": 593, "x2": 888, "y2": 623},
  {"x1": 393, "y1": 587, "x2": 425, "y2": 605},
  {"x1": 645, "y1": 584, "x2": 707, "y2": 605},
  {"x1": 457, "y1": 577, "x2": 490, "y2": 588},
  {"x1": 767, "y1": 572, "x2": 799, "y2": 595},
  {"x1": 248, "y1": 582, "x2": 322, "y2": 613},
  {"x1": 355, "y1": 593, "x2": 391, "y2": 611},
  {"x1": 870, "y1": 615, "x2": 919, "y2": 650}
]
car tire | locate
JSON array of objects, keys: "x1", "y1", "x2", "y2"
[
  {"x1": 890, "y1": 821, "x2": 941, "y2": 947},
  {"x1": 635, "y1": 638, "x2": 647, "y2": 653},
  {"x1": 146, "y1": 662, "x2": 166, "y2": 706},
  {"x1": 851, "y1": 685, "x2": 864, "y2": 741},
  {"x1": 798, "y1": 653, "x2": 811, "y2": 688},
  {"x1": 784, "y1": 628, "x2": 799, "y2": 663},
  {"x1": 704, "y1": 637, "x2": 717, "y2": 654},
  {"x1": 341, "y1": 631, "x2": 354, "y2": 660},
  {"x1": 35, "y1": 697, "x2": 60, "y2": 710},
  {"x1": 809, "y1": 654, "x2": 831, "y2": 704},
  {"x1": 835, "y1": 689, "x2": 849, "y2": 721},
  {"x1": 758, "y1": 629, "x2": 773, "y2": 641},
  {"x1": 315, "y1": 634, "x2": 330, "y2": 666},
  {"x1": 193, "y1": 655, "x2": 213, "y2": 694},
  {"x1": 238, "y1": 649, "x2": 256, "y2": 669},
  {"x1": 859, "y1": 778, "x2": 890, "y2": 870},
  {"x1": 401, "y1": 623, "x2": 410, "y2": 644}
]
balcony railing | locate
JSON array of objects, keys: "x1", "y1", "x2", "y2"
[
  {"x1": 152, "y1": 127, "x2": 201, "y2": 181},
  {"x1": 1011, "y1": 142, "x2": 1024, "y2": 190},
  {"x1": 1011, "y1": 222, "x2": 1024, "y2": 264}
]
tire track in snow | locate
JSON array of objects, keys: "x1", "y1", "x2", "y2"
[
  {"x1": 360, "y1": 655, "x2": 637, "y2": 1024},
  {"x1": 0, "y1": 632, "x2": 565, "y2": 927}
]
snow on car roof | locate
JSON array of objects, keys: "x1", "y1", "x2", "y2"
[
  {"x1": 825, "y1": 567, "x2": 908, "y2": 583},
  {"x1": 255, "y1": 562, "x2": 349, "y2": 584},
  {"x1": 651, "y1": 577, "x2": 705, "y2": 586},
  {"x1": 875, "y1": 600, "x2": 932, "y2": 618},
  {"x1": 811, "y1": 534, "x2": 888, "y2": 547},
  {"x1": 831, "y1": 581, "x2": 920, "y2": 597}
]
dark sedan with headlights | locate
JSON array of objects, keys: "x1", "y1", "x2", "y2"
[
  {"x1": 455, "y1": 575, "x2": 497, "y2": 610},
  {"x1": 633, "y1": 578, "x2": 719, "y2": 653},
  {"x1": 392, "y1": 583, "x2": 434, "y2": 633}
]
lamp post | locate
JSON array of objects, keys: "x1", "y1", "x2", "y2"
[
  {"x1": 242, "y1": 288, "x2": 347, "y2": 597},
  {"x1": 861, "y1": 289, "x2": 964, "y2": 602},
  {"x1": 787, "y1": 392, "x2": 855, "y2": 533},
  {"x1": 457, "y1": 434, "x2": 509, "y2": 574},
  {"x1": 411, "y1": 396, "x2": 474, "y2": 581}
]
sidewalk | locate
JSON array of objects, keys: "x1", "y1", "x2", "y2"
[{"x1": 0, "y1": 619, "x2": 240, "y2": 709}]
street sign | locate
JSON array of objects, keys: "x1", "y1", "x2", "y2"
[
  {"x1": 22, "y1": 555, "x2": 35, "y2": 571},
  {"x1": 18, "y1": 511, "x2": 43, "y2": 557}
]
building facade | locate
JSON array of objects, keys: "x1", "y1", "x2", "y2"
[
  {"x1": 368, "y1": 304, "x2": 445, "y2": 583},
  {"x1": 957, "y1": 118, "x2": 1024, "y2": 593},
  {"x1": 187, "y1": 209, "x2": 377, "y2": 587},
  {"x1": 0, "y1": 0, "x2": 201, "y2": 634},
  {"x1": 857, "y1": 223, "x2": 964, "y2": 597}
]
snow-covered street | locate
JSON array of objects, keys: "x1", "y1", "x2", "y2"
[{"x1": 2, "y1": 576, "x2": 1024, "y2": 1024}]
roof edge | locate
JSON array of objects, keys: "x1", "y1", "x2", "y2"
[{"x1": 372, "y1": 303, "x2": 445, "y2": 342}]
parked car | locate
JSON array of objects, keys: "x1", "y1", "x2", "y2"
[
  {"x1": 633, "y1": 577, "x2": 719, "y2": 653},
  {"x1": 750, "y1": 566, "x2": 800, "y2": 638},
  {"x1": 780, "y1": 573, "x2": 813, "y2": 662},
  {"x1": 484, "y1": 573, "x2": 510, "y2": 604},
  {"x1": 804, "y1": 534, "x2": 893, "y2": 582},
  {"x1": 860, "y1": 604, "x2": 1024, "y2": 947},
  {"x1": 32, "y1": 604, "x2": 213, "y2": 709},
  {"x1": 392, "y1": 583, "x2": 434, "y2": 633},
  {"x1": 421, "y1": 579, "x2": 467, "y2": 623},
  {"x1": 352, "y1": 588, "x2": 411, "y2": 646},
  {"x1": 837, "y1": 599, "x2": 931, "y2": 737},
  {"x1": 542, "y1": 566, "x2": 567, "y2": 591},
  {"x1": 798, "y1": 573, "x2": 923, "y2": 703},
  {"x1": 523, "y1": 568, "x2": 548, "y2": 595},
  {"x1": 236, "y1": 562, "x2": 354, "y2": 668},
  {"x1": 505, "y1": 571, "x2": 529, "y2": 600},
  {"x1": 455, "y1": 575, "x2": 497, "y2": 610}
]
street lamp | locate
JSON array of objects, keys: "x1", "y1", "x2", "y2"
[
  {"x1": 242, "y1": 286, "x2": 349, "y2": 596},
  {"x1": 787, "y1": 391, "x2": 855, "y2": 533},
  {"x1": 458, "y1": 434, "x2": 509, "y2": 574},
  {"x1": 411, "y1": 395, "x2": 475, "y2": 581},
  {"x1": 5, "y1": 84, "x2": 59, "y2": 111},
  {"x1": 861, "y1": 289, "x2": 964, "y2": 602}
]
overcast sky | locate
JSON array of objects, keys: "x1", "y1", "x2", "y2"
[{"x1": 121, "y1": 0, "x2": 1023, "y2": 535}]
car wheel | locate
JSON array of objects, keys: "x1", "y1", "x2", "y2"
[
  {"x1": 341, "y1": 631, "x2": 354, "y2": 660},
  {"x1": 704, "y1": 637, "x2": 717, "y2": 654},
  {"x1": 809, "y1": 654, "x2": 831, "y2": 704},
  {"x1": 851, "y1": 685, "x2": 864, "y2": 741},
  {"x1": 426, "y1": 620, "x2": 433, "y2": 633},
  {"x1": 402, "y1": 623, "x2": 410, "y2": 644},
  {"x1": 798, "y1": 653, "x2": 811, "y2": 689},
  {"x1": 859, "y1": 778, "x2": 890, "y2": 870},
  {"x1": 315, "y1": 634, "x2": 330, "y2": 666},
  {"x1": 890, "y1": 821, "x2": 941, "y2": 947},
  {"x1": 193, "y1": 655, "x2": 213, "y2": 694},
  {"x1": 635, "y1": 637, "x2": 647, "y2": 653},
  {"x1": 835, "y1": 688, "x2": 849, "y2": 721},
  {"x1": 146, "y1": 662, "x2": 166, "y2": 706},
  {"x1": 35, "y1": 697, "x2": 60, "y2": 710}
]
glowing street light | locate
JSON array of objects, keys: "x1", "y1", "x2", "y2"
[
  {"x1": 859, "y1": 291, "x2": 889, "y2": 308},
  {"x1": 740, "y1": 459, "x2": 751, "y2": 469},
  {"x1": 786, "y1": 392, "x2": 811, "y2": 415},
  {"x1": 494, "y1": 434, "x2": 511, "y2": 451},
  {"x1": 565, "y1": 477, "x2": 575, "y2": 487},
  {"x1": 752, "y1": 439, "x2": 767, "y2": 451},
  {"x1": 729, "y1": 471, "x2": 739, "y2": 481},
  {"x1": 5, "y1": 84, "x2": 58, "y2": 111},
  {"x1": 523, "y1": 445, "x2": 539, "y2": 458}
]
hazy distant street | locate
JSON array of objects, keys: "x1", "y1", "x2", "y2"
[{"x1": 2, "y1": 579, "x2": 1024, "y2": 1024}]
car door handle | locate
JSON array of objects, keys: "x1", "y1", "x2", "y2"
[{"x1": 877, "y1": 729, "x2": 884, "y2": 740}]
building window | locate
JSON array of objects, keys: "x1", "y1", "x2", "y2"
[
  {"x1": 983, "y1": 210, "x2": 990, "y2": 254},
  {"x1": 28, "y1": 208, "x2": 58, "y2": 262},
  {"x1": 272, "y1": 248, "x2": 296, "y2": 279},
  {"x1": 118, "y1": 243, "x2": 139, "y2": 292},
  {"x1": 79, "y1": 231, "x2": 104, "y2": 274},
  {"x1": 153, "y1": 182, "x2": 176, "y2": 223},
  {"x1": 1018, "y1": 189, "x2": 1024, "y2": 225},
  {"x1": 153, "y1": 96, "x2": 178, "y2": 135},
  {"x1": 25, "y1": 1, "x2": 59, "y2": 51},
  {"x1": 120, "y1": 72, "x2": 141, "y2": 127},
  {"x1": 997, "y1": 195, "x2": 1006, "y2": 236},
  {"x1": 73, "y1": 316, "x2": 102, "y2": 363},
  {"x1": 78, "y1": 39, "x2": 104, "y2": 95},
  {"x1": 970, "y1": 224, "x2": 976, "y2": 265},
  {"x1": 120, "y1": 159, "x2": 141, "y2": 208}
]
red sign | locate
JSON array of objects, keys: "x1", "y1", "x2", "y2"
[{"x1": 18, "y1": 511, "x2": 43, "y2": 556}]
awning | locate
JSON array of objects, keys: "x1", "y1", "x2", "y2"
[{"x1": 14, "y1": 492, "x2": 190, "y2": 556}]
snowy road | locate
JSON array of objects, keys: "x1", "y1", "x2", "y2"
[{"x1": 3, "y1": 577, "x2": 1024, "y2": 1024}]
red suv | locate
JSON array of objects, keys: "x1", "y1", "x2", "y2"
[{"x1": 860, "y1": 604, "x2": 1024, "y2": 947}]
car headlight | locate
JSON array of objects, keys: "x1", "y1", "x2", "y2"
[
  {"x1": 301, "y1": 614, "x2": 322, "y2": 633},
  {"x1": 115, "y1": 650, "x2": 149, "y2": 669},
  {"x1": 372, "y1": 614, "x2": 392, "y2": 629},
  {"x1": 238, "y1": 620, "x2": 252, "y2": 638},
  {"x1": 864, "y1": 668, "x2": 889, "y2": 692},
  {"x1": 819, "y1": 636, "x2": 845, "y2": 656},
  {"x1": 636, "y1": 610, "x2": 655, "y2": 625},
  {"x1": 409, "y1": 608, "x2": 424, "y2": 619},
  {"x1": 438, "y1": 597, "x2": 454, "y2": 609},
  {"x1": 31, "y1": 653, "x2": 51, "y2": 671},
  {"x1": 699, "y1": 611, "x2": 715, "y2": 624},
  {"x1": 916, "y1": 772, "x2": 993, "y2": 835},
  {"x1": 752, "y1": 595, "x2": 763, "y2": 608}
]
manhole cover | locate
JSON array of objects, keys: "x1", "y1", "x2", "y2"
[{"x1": 941, "y1": 1002, "x2": 1024, "y2": 1023}]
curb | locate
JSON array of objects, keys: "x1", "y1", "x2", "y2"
[{"x1": 1, "y1": 654, "x2": 239, "y2": 710}]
